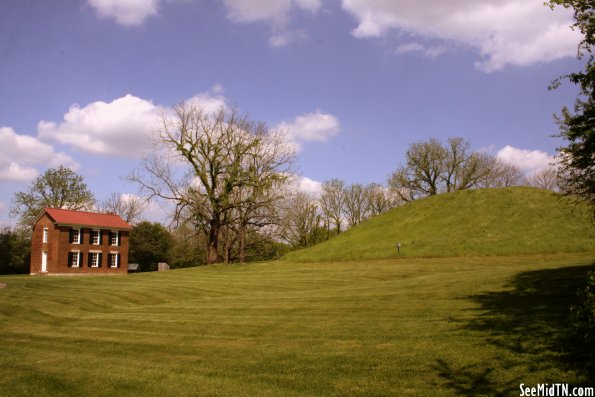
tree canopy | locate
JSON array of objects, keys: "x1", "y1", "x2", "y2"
[
  {"x1": 128, "y1": 221, "x2": 172, "y2": 272},
  {"x1": 10, "y1": 166, "x2": 95, "y2": 228},
  {"x1": 547, "y1": 0, "x2": 595, "y2": 213},
  {"x1": 131, "y1": 104, "x2": 295, "y2": 264},
  {"x1": 387, "y1": 137, "x2": 523, "y2": 202}
]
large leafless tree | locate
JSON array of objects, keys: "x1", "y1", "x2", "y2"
[{"x1": 130, "y1": 103, "x2": 295, "y2": 264}]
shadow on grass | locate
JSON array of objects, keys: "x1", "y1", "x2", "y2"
[
  {"x1": 433, "y1": 358, "x2": 519, "y2": 397},
  {"x1": 436, "y1": 262, "x2": 595, "y2": 395}
]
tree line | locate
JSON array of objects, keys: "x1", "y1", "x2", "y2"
[{"x1": 3, "y1": 123, "x2": 561, "y2": 273}]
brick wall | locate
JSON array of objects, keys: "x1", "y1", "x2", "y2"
[{"x1": 31, "y1": 214, "x2": 129, "y2": 275}]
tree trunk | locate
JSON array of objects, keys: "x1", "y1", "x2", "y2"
[
  {"x1": 238, "y1": 225, "x2": 246, "y2": 263},
  {"x1": 207, "y1": 219, "x2": 220, "y2": 264}
]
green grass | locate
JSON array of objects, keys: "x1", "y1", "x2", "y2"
[
  {"x1": 284, "y1": 187, "x2": 595, "y2": 262},
  {"x1": 1, "y1": 253, "x2": 594, "y2": 396}
]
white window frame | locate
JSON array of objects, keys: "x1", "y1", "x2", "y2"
[
  {"x1": 90, "y1": 252, "x2": 100, "y2": 268},
  {"x1": 42, "y1": 227, "x2": 48, "y2": 243},
  {"x1": 72, "y1": 228, "x2": 81, "y2": 244},
  {"x1": 71, "y1": 251, "x2": 80, "y2": 268},
  {"x1": 91, "y1": 229, "x2": 101, "y2": 245},
  {"x1": 109, "y1": 252, "x2": 119, "y2": 268},
  {"x1": 110, "y1": 231, "x2": 119, "y2": 246}
]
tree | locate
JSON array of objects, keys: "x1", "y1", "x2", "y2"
[
  {"x1": 98, "y1": 193, "x2": 146, "y2": 225},
  {"x1": 128, "y1": 221, "x2": 172, "y2": 271},
  {"x1": 343, "y1": 183, "x2": 370, "y2": 228},
  {"x1": 130, "y1": 104, "x2": 295, "y2": 264},
  {"x1": 526, "y1": 167, "x2": 560, "y2": 191},
  {"x1": 169, "y1": 222, "x2": 207, "y2": 268},
  {"x1": 477, "y1": 155, "x2": 524, "y2": 188},
  {"x1": 387, "y1": 137, "x2": 523, "y2": 201},
  {"x1": 278, "y1": 191, "x2": 324, "y2": 248},
  {"x1": 0, "y1": 227, "x2": 30, "y2": 274},
  {"x1": 10, "y1": 166, "x2": 95, "y2": 228},
  {"x1": 319, "y1": 178, "x2": 346, "y2": 234},
  {"x1": 403, "y1": 138, "x2": 447, "y2": 197},
  {"x1": 224, "y1": 129, "x2": 295, "y2": 262},
  {"x1": 366, "y1": 183, "x2": 398, "y2": 216},
  {"x1": 547, "y1": 0, "x2": 594, "y2": 212}
]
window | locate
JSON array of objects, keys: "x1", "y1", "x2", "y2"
[
  {"x1": 90, "y1": 252, "x2": 100, "y2": 268},
  {"x1": 71, "y1": 228, "x2": 81, "y2": 244},
  {"x1": 110, "y1": 231, "x2": 119, "y2": 246},
  {"x1": 91, "y1": 230, "x2": 101, "y2": 245},
  {"x1": 70, "y1": 252, "x2": 80, "y2": 268},
  {"x1": 109, "y1": 253, "x2": 119, "y2": 268},
  {"x1": 43, "y1": 228, "x2": 48, "y2": 243}
]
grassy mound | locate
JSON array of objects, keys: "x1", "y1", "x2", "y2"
[{"x1": 284, "y1": 187, "x2": 595, "y2": 262}]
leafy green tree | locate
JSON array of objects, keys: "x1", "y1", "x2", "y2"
[
  {"x1": 128, "y1": 221, "x2": 173, "y2": 272},
  {"x1": 169, "y1": 223, "x2": 206, "y2": 268},
  {"x1": 547, "y1": 0, "x2": 594, "y2": 213},
  {"x1": 0, "y1": 228, "x2": 31, "y2": 274},
  {"x1": 10, "y1": 166, "x2": 95, "y2": 228}
]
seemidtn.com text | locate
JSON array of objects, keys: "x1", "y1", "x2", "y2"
[{"x1": 520, "y1": 384, "x2": 594, "y2": 397}]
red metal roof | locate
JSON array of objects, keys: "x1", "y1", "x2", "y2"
[{"x1": 43, "y1": 208, "x2": 132, "y2": 230}]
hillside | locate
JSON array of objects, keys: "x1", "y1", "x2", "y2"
[{"x1": 284, "y1": 187, "x2": 595, "y2": 262}]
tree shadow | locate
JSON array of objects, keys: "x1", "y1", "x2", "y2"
[
  {"x1": 432, "y1": 358, "x2": 519, "y2": 397},
  {"x1": 436, "y1": 261, "x2": 595, "y2": 394}
]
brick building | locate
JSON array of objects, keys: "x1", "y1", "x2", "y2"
[{"x1": 30, "y1": 208, "x2": 132, "y2": 275}]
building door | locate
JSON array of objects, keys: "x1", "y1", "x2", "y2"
[{"x1": 41, "y1": 251, "x2": 47, "y2": 272}]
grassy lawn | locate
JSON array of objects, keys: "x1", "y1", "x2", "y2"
[{"x1": 1, "y1": 253, "x2": 594, "y2": 396}]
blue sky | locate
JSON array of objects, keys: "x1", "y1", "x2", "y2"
[{"x1": 0, "y1": 0, "x2": 584, "y2": 224}]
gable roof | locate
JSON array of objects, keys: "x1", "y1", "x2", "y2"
[{"x1": 38, "y1": 208, "x2": 132, "y2": 230}]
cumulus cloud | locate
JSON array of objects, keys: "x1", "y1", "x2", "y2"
[
  {"x1": 496, "y1": 145, "x2": 555, "y2": 176},
  {"x1": 88, "y1": 0, "x2": 159, "y2": 26},
  {"x1": 395, "y1": 42, "x2": 446, "y2": 59},
  {"x1": 185, "y1": 92, "x2": 227, "y2": 114},
  {"x1": 221, "y1": 0, "x2": 321, "y2": 46},
  {"x1": 298, "y1": 176, "x2": 322, "y2": 197},
  {"x1": 277, "y1": 110, "x2": 340, "y2": 149},
  {"x1": 0, "y1": 127, "x2": 79, "y2": 182},
  {"x1": 37, "y1": 91, "x2": 226, "y2": 159},
  {"x1": 38, "y1": 94, "x2": 162, "y2": 158},
  {"x1": 269, "y1": 29, "x2": 308, "y2": 47},
  {"x1": 341, "y1": 0, "x2": 581, "y2": 72}
]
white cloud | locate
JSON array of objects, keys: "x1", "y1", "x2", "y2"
[
  {"x1": 496, "y1": 145, "x2": 555, "y2": 176},
  {"x1": 88, "y1": 0, "x2": 159, "y2": 26},
  {"x1": 298, "y1": 176, "x2": 322, "y2": 197},
  {"x1": 395, "y1": 42, "x2": 446, "y2": 59},
  {"x1": 341, "y1": 0, "x2": 581, "y2": 72},
  {"x1": 221, "y1": 0, "x2": 321, "y2": 46},
  {"x1": 38, "y1": 94, "x2": 162, "y2": 158},
  {"x1": 185, "y1": 92, "x2": 227, "y2": 114},
  {"x1": 222, "y1": 0, "x2": 292, "y2": 26},
  {"x1": 0, "y1": 127, "x2": 79, "y2": 182},
  {"x1": 277, "y1": 110, "x2": 340, "y2": 148},
  {"x1": 0, "y1": 202, "x2": 5, "y2": 213},
  {"x1": 36, "y1": 90, "x2": 228, "y2": 159},
  {"x1": 269, "y1": 29, "x2": 308, "y2": 47}
]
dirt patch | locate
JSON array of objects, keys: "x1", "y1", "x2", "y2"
[{"x1": 0, "y1": 283, "x2": 6, "y2": 289}]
